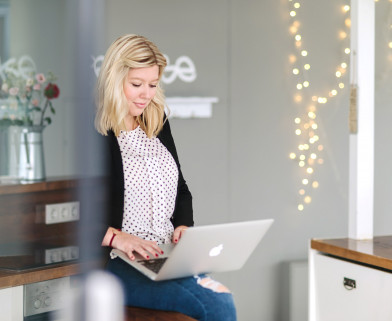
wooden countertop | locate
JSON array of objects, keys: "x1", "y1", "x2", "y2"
[
  {"x1": 0, "y1": 260, "x2": 103, "y2": 289},
  {"x1": 311, "y1": 235, "x2": 392, "y2": 271},
  {"x1": 0, "y1": 176, "x2": 106, "y2": 195}
]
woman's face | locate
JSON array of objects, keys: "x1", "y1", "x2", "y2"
[{"x1": 123, "y1": 65, "x2": 159, "y2": 119}]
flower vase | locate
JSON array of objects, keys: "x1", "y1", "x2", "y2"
[{"x1": 18, "y1": 125, "x2": 46, "y2": 181}]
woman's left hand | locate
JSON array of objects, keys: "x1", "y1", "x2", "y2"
[{"x1": 172, "y1": 225, "x2": 188, "y2": 243}]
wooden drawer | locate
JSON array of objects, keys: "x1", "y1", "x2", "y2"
[{"x1": 312, "y1": 252, "x2": 392, "y2": 321}]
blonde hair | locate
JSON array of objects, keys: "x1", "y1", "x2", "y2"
[{"x1": 95, "y1": 34, "x2": 167, "y2": 137}]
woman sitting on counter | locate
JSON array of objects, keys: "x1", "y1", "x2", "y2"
[{"x1": 94, "y1": 34, "x2": 236, "y2": 321}]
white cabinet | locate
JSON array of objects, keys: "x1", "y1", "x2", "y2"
[
  {"x1": 0, "y1": 286, "x2": 23, "y2": 321},
  {"x1": 309, "y1": 250, "x2": 392, "y2": 321}
]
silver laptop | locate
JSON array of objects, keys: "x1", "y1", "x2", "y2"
[{"x1": 110, "y1": 219, "x2": 274, "y2": 281}]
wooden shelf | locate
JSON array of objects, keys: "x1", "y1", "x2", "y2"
[
  {"x1": 0, "y1": 260, "x2": 104, "y2": 289},
  {"x1": 0, "y1": 176, "x2": 105, "y2": 195},
  {"x1": 311, "y1": 235, "x2": 392, "y2": 271}
]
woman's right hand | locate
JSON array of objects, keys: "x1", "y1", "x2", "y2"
[{"x1": 102, "y1": 227, "x2": 163, "y2": 261}]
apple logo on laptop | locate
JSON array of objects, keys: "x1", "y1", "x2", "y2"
[{"x1": 209, "y1": 244, "x2": 224, "y2": 257}]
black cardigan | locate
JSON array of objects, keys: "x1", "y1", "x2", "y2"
[{"x1": 105, "y1": 118, "x2": 194, "y2": 235}]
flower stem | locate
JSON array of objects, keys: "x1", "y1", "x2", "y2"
[{"x1": 40, "y1": 99, "x2": 49, "y2": 126}]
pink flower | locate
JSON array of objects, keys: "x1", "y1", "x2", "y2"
[
  {"x1": 33, "y1": 83, "x2": 41, "y2": 91},
  {"x1": 26, "y1": 78, "x2": 34, "y2": 86},
  {"x1": 9, "y1": 87, "x2": 19, "y2": 96},
  {"x1": 35, "y1": 73, "x2": 46, "y2": 84},
  {"x1": 32, "y1": 99, "x2": 40, "y2": 106}
]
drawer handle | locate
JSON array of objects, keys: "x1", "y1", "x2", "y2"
[{"x1": 343, "y1": 277, "x2": 356, "y2": 290}]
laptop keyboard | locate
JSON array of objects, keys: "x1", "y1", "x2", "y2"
[{"x1": 138, "y1": 257, "x2": 168, "y2": 274}]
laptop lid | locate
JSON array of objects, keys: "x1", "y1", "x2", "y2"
[{"x1": 111, "y1": 218, "x2": 274, "y2": 281}]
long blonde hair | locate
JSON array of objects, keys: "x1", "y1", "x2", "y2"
[{"x1": 95, "y1": 34, "x2": 167, "y2": 137}]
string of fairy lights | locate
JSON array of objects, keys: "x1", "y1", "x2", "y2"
[{"x1": 287, "y1": 0, "x2": 351, "y2": 211}]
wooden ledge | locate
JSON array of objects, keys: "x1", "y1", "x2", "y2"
[
  {"x1": 311, "y1": 235, "x2": 392, "y2": 271},
  {"x1": 125, "y1": 306, "x2": 197, "y2": 321}
]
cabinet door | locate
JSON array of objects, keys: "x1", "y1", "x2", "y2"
[
  {"x1": 312, "y1": 252, "x2": 392, "y2": 321},
  {"x1": 0, "y1": 286, "x2": 23, "y2": 321}
]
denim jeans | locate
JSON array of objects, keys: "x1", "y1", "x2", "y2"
[{"x1": 106, "y1": 257, "x2": 237, "y2": 321}]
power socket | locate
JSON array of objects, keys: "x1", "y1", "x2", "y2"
[{"x1": 45, "y1": 201, "x2": 80, "y2": 224}]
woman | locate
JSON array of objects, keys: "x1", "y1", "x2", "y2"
[{"x1": 95, "y1": 34, "x2": 236, "y2": 321}]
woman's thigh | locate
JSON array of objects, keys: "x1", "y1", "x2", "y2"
[{"x1": 106, "y1": 258, "x2": 236, "y2": 321}]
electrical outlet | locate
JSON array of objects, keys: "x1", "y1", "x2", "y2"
[
  {"x1": 45, "y1": 246, "x2": 79, "y2": 264},
  {"x1": 45, "y1": 201, "x2": 80, "y2": 224}
]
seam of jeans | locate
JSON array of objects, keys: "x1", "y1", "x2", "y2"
[{"x1": 174, "y1": 278, "x2": 208, "y2": 320}]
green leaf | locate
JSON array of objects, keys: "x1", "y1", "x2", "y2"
[
  {"x1": 50, "y1": 106, "x2": 56, "y2": 114},
  {"x1": 44, "y1": 117, "x2": 52, "y2": 125},
  {"x1": 31, "y1": 106, "x2": 42, "y2": 112}
]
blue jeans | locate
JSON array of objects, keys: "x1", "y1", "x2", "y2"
[{"x1": 106, "y1": 258, "x2": 237, "y2": 321}]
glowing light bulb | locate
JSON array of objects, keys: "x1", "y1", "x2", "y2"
[
  {"x1": 295, "y1": 129, "x2": 301, "y2": 135},
  {"x1": 289, "y1": 55, "x2": 296, "y2": 63},
  {"x1": 308, "y1": 111, "x2": 316, "y2": 119},
  {"x1": 302, "y1": 179, "x2": 309, "y2": 185},
  {"x1": 290, "y1": 11, "x2": 296, "y2": 17},
  {"x1": 303, "y1": 144, "x2": 309, "y2": 150},
  {"x1": 336, "y1": 71, "x2": 342, "y2": 78},
  {"x1": 299, "y1": 189, "x2": 305, "y2": 195},
  {"x1": 290, "y1": 26, "x2": 298, "y2": 34},
  {"x1": 294, "y1": 2, "x2": 300, "y2": 8},
  {"x1": 294, "y1": 117, "x2": 301, "y2": 124},
  {"x1": 306, "y1": 167, "x2": 314, "y2": 174},
  {"x1": 299, "y1": 154, "x2": 305, "y2": 161},
  {"x1": 293, "y1": 68, "x2": 299, "y2": 75},
  {"x1": 389, "y1": 42, "x2": 392, "y2": 49},
  {"x1": 310, "y1": 153, "x2": 317, "y2": 159},
  {"x1": 298, "y1": 144, "x2": 304, "y2": 150},
  {"x1": 298, "y1": 204, "x2": 304, "y2": 211},
  {"x1": 345, "y1": 48, "x2": 351, "y2": 54},
  {"x1": 303, "y1": 81, "x2": 309, "y2": 87},
  {"x1": 345, "y1": 18, "x2": 351, "y2": 28},
  {"x1": 317, "y1": 97, "x2": 327, "y2": 104},
  {"x1": 304, "y1": 64, "x2": 310, "y2": 70},
  {"x1": 311, "y1": 123, "x2": 318, "y2": 129},
  {"x1": 339, "y1": 31, "x2": 347, "y2": 39},
  {"x1": 304, "y1": 196, "x2": 312, "y2": 204},
  {"x1": 339, "y1": 82, "x2": 345, "y2": 89},
  {"x1": 295, "y1": 34, "x2": 301, "y2": 41},
  {"x1": 318, "y1": 159, "x2": 324, "y2": 165},
  {"x1": 343, "y1": 5, "x2": 350, "y2": 12},
  {"x1": 341, "y1": 62, "x2": 347, "y2": 69},
  {"x1": 312, "y1": 181, "x2": 319, "y2": 188},
  {"x1": 294, "y1": 94, "x2": 302, "y2": 103},
  {"x1": 299, "y1": 161, "x2": 305, "y2": 167},
  {"x1": 318, "y1": 145, "x2": 324, "y2": 151},
  {"x1": 297, "y1": 83, "x2": 303, "y2": 90},
  {"x1": 331, "y1": 89, "x2": 338, "y2": 96},
  {"x1": 301, "y1": 50, "x2": 308, "y2": 56},
  {"x1": 289, "y1": 152, "x2": 296, "y2": 159}
]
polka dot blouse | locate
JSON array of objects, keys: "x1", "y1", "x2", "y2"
[{"x1": 117, "y1": 126, "x2": 179, "y2": 245}]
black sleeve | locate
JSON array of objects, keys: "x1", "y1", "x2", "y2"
[
  {"x1": 158, "y1": 119, "x2": 194, "y2": 228},
  {"x1": 106, "y1": 131, "x2": 125, "y2": 230}
]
